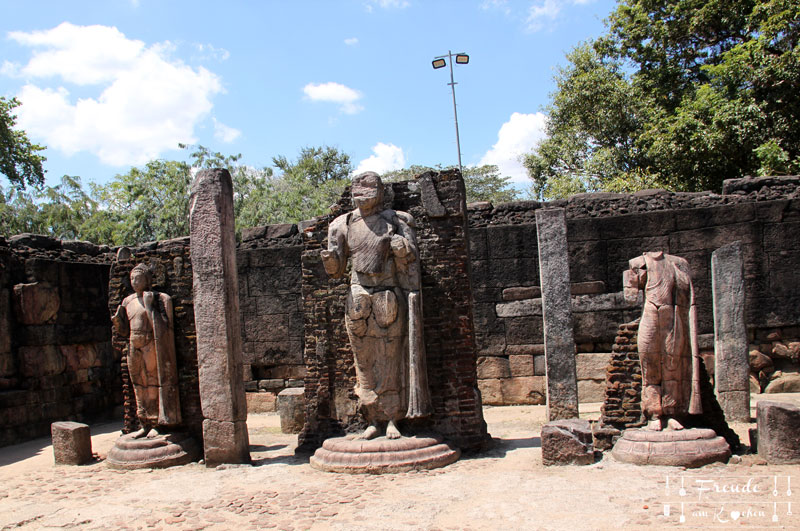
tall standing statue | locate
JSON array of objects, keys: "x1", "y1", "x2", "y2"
[
  {"x1": 321, "y1": 171, "x2": 431, "y2": 440},
  {"x1": 624, "y1": 251, "x2": 702, "y2": 431},
  {"x1": 113, "y1": 263, "x2": 181, "y2": 437}
]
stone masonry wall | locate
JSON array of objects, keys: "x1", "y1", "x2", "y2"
[
  {"x1": 0, "y1": 235, "x2": 118, "y2": 447},
  {"x1": 468, "y1": 175, "x2": 800, "y2": 406},
  {"x1": 237, "y1": 224, "x2": 306, "y2": 412},
  {"x1": 298, "y1": 171, "x2": 489, "y2": 452}
]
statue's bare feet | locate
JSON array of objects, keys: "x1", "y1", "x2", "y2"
[
  {"x1": 666, "y1": 418, "x2": 684, "y2": 431},
  {"x1": 386, "y1": 421, "x2": 401, "y2": 440},
  {"x1": 646, "y1": 418, "x2": 664, "y2": 431},
  {"x1": 358, "y1": 424, "x2": 380, "y2": 440},
  {"x1": 131, "y1": 427, "x2": 148, "y2": 439}
]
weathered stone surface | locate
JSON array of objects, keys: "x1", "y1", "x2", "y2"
[
  {"x1": 508, "y1": 354, "x2": 534, "y2": 377},
  {"x1": 502, "y1": 286, "x2": 540, "y2": 301},
  {"x1": 505, "y1": 343, "x2": 545, "y2": 356},
  {"x1": 19, "y1": 345, "x2": 65, "y2": 377},
  {"x1": 13, "y1": 282, "x2": 60, "y2": 325},
  {"x1": 749, "y1": 349, "x2": 773, "y2": 371},
  {"x1": 477, "y1": 356, "x2": 511, "y2": 379},
  {"x1": 106, "y1": 431, "x2": 199, "y2": 470},
  {"x1": 496, "y1": 298, "x2": 541, "y2": 318},
  {"x1": 277, "y1": 387, "x2": 305, "y2": 434},
  {"x1": 757, "y1": 401, "x2": 800, "y2": 464},
  {"x1": 592, "y1": 425, "x2": 621, "y2": 451},
  {"x1": 612, "y1": 428, "x2": 731, "y2": 467},
  {"x1": 51, "y1": 421, "x2": 92, "y2": 465},
  {"x1": 570, "y1": 281, "x2": 605, "y2": 295},
  {"x1": 712, "y1": 241, "x2": 750, "y2": 422},
  {"x1": 535, "y1": 208, "x2": 578, "y2": 420},
  {"x1": 541, "y1": 419, "x2": 594, "y2": 466},
  {"x1": 310, "y1": 435, "x2": 460, "y2": 474},
  {"x1": 577, "y1": 379, "x2": 606, "y2": 403},
  {"x1": 477, "y1": 377, "x2": 545, "y2": 405},
  {"x1": 576, "y1": 353, "x2": 610, "y2": 380},
  {"x1": 502, "y1": 376, "x2": 545, "y2": 404},
  {"x1": 201, "y1": 419, "x2": 250, "y2": 466},
  {"x1": 60, "y1": 344, "x2": 98, "y2": 372},
  {"x1": 419, "y1": 173, "x2": 447, "y2": 217},
  {"x1": 246, "y1": 391, "x2": 277, "y2": 413},
  {"x1": 258, "y1": 378, "x2": 285, "y2": 390},
  {"x1": 764, "y1": 374, "x2": 800, "y2": 393},
  {"x1": 0, "y1": 289, "x2": 11, "y2": 356},
  {"x1": 190, "y1": 168, "x2": 250, "y2": 465},
  {"x1": 534, "y1": 354, "x2": 546, "y2": 376}
]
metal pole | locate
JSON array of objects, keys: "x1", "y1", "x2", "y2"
[{"x1": 446, "y1": 50, "x2": 463, "y2": 174}]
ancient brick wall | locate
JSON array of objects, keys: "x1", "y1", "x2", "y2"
[
  {"x1": 0, "y1": 235, "x2": 118, "y2": 447},
  {"x1": 468, "y1": 175, "x2": 800, "y2": 406},
  {"x1": 107, "y1": 238, "x2": 204, "y2": 444},
  {"x1": 298, "y1": 171, "x2": 489, "y2": 452}
]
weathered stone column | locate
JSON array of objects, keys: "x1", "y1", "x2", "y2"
[
  {"x1": 712, "y1": 241, "x2": 750, "y2": 422},
  {"x1": 189, "y1": 168, "x2": 250, "y2": 466},
  {"x1": 535, "y1": 208, "x2": 579, "y2": 420}
]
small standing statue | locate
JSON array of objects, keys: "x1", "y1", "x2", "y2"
[
  {"x1": 624, "y1": 251, "x2": 702, "y2": 431},
  {"x1": 321, "y1": 171, "x2": 431, "y2": 440},
  {"x1": 113, "y1": 263, "x2": 181, "y2": 437}
]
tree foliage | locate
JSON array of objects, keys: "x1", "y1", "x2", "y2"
[
  {"x1": 0, "y1": 144, "x2": 351, "y2": 244},
  {"x1": 0, "y1": 97, "x2": 47, "y2": 189},
  {"x1": 525, "y1": 0, "x2": 800, "y2": 199}
]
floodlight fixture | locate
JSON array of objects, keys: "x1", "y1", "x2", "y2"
[{"x1": 431, "y1": 50, "x2": 470, "y2": 173}]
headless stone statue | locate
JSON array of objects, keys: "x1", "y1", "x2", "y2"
[
  {"x1": 321, "y1": 171, "x2": 431, "y2": 440},
  {"x1": 624, "y1": 252, "x2": 702, "y2": 431},
  {"x1": 113, "y1": 263, "x2": 181, "y2": 438}
]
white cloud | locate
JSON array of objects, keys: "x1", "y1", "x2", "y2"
[
  {"x1": 194, "y1": 43, "x2": 230, "y2": 61},
  {"x1": 525, "y1": 0, "x2": 596, "y2": 31},
  {"x1": 365, "y1": 0, "x2": 410, "y2": 12},
  {"x1": 481, "y1": 0, "x2": 512, "y2": 15},
  {"x1": 5, "y1": 23, "x2": 224, "y2": 166},
  {"x1": 355, "y1": 143, "x2": 406, "y2": 175},
  {"x1": 526, "y1": 0, "x2": 561, "y2": 31},
  {"x1": 303, "y1": 81, "x2": 364, "y2": 114},
  {"x1": 213, "y1": 118, "x2": 241, "y2": 143},
  {"x1": 344, "y1": 37, "x2": 359, "y2": 46},
  {"x1": 478, "y1": 112, "x2": 547, "y2": 183}
]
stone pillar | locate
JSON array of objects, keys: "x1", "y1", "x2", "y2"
[
  {"x1": 535, "y1": 208, "x2": 579, "y2": 420},
  {"x1": 189, "y1": 168, "x2": 250, "y2": 466},
  {"x1": 711, "y1": 241, "x2": 750, "y2": 422}
]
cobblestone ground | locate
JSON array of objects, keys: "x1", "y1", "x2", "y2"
[{"x1": 2, "y1": 397, "x2": 799, "y2": 530}]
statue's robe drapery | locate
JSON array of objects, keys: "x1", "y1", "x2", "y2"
[
  {"x1": 325, "y1": 207, "x2": 431, "y2": 423},
  {"x1": 627, "y1": 252, "x2": 702, "y2": 419}
]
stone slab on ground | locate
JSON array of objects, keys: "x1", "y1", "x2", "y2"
[
  {"x1": 541, "y1": 418, "x2": 594, "y2": 466},
  {"x1": 51, "y1": 421, "x2": 92, "y2": 465},
  {"x1": 757, "y1": 400, "x2": 800, "y2": 464}
]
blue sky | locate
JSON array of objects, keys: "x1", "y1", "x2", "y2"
[{"x1": 0, "y1": 0, "x2": 616, "y2": 190}]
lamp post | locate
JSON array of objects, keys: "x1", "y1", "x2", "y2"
[{"x1": 432, "y1": 51, "x2": 469, "y2": 174}]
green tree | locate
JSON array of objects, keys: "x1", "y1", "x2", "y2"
[
  {"x1": 272, "y1": 145, "x2": 352, "y2": 186},
  {"x1": 526, "y1": 0, "x2": 800, "y2": 199},
  {"x1": 0, "y1": 97, "x2": 47, "y2": 190},
  {"x1": 383, "y1": 164, "x2": 519, "y2": 203}
]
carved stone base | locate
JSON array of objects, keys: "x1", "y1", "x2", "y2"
[
  {"x1": 107, "y1": 432, "x2": 200, "y2": 470},
  {"x1": 612, "y1": 428, "x2": 730, "y2": 468},
  {"x1": 310, "y1": 435, "x2": 460, "y2": 474}
]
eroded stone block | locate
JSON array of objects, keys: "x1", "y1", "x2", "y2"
[
  {"x1": 541, "y1": 419, "x2": 594, "y2": 466},
  {"x1": 51, "y1": 421, "x2": 92, "y2": 465}
]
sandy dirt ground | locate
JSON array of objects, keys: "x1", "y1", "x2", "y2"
[{"x1": 1, "y1": 395, "x2": 799, "y2": 530}]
